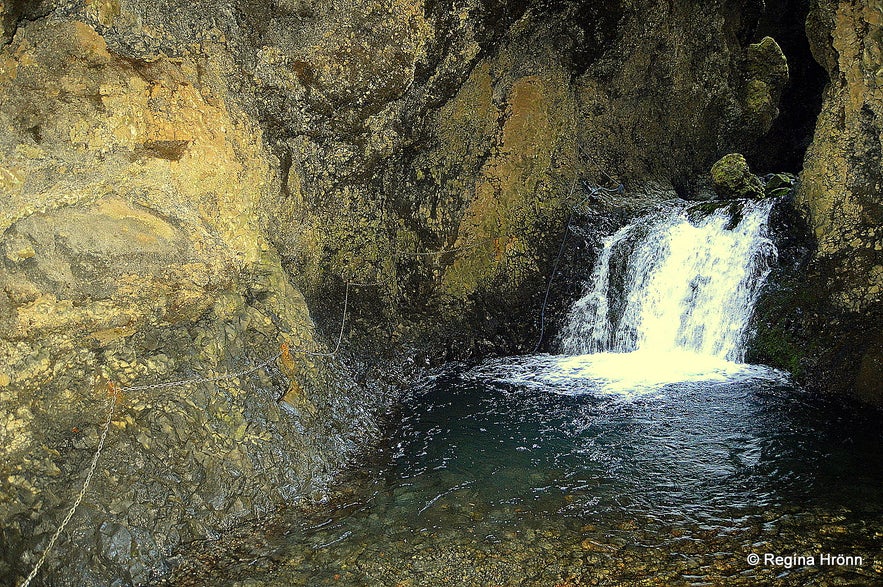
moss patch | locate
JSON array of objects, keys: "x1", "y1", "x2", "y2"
[{"x1": 710, "y1": 153, "x2": 765, "y2": 199}]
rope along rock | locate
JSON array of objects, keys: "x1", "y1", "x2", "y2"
[
  {"x1": 18, "y1": 381, "x2": 119, "y2": 587},
  {"x1": 16, "y1": 173, "x2": 602, "y2": 584},
  {"x1": 17, "y1": 283, "x2": 355, "y2": 587}
]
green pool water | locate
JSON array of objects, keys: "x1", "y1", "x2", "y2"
[{"x1": 170, "y1": 354, "x2": 883, "y2": 586}]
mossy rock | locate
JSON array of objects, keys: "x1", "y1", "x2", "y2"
[
  {"x1": 710, "y1": 153, "x2": 765, "y2": 200},
  {"x1": 745, "y1": 78, "x2": 773, "y2": 114},
  {"x1": 747, "y1": 36, "x2": 789, "y2": 92},
  {"x1": 743, "y1": 37, "x2": 788, "y2": 131}
]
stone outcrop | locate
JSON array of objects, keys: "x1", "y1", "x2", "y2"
[
  {"x1": 750, "y1": 0, "x2": 883, "y2": 406},
  {"x1": 269, "y1": 0, "x2": 799, "y2": 358},
  {"x1": 711, "y1": 153, "x2": 766, "y2": 199},
  {"x1": 744, "y1": 36, "x2": 790, "y2": 132},
  {"x1": 0, "y1": 14, "x2": 384, "y2": 586}
]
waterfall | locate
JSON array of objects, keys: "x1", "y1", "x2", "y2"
[{"x1": 560, "y1": 199, "x2": 776, "y2": 363}]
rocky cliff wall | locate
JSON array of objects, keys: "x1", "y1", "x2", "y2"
[
  {"x1": 0, "y1": 10, "x2": 386, "y2": 586},
  {"x1": 749, "y1": 0, "x2": 883, "y2": 406},
  {"x1": 264, "y1": 0, "x2": 793, "y2": 360}
]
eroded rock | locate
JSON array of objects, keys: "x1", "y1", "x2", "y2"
[
  {"x1": 0, "y1": 0, "x2": 861, "y2": 584},
  {"x1": 751, "y1": 0, "x2": 883, "y2": 406},
  {"x1": 0, "y1": 15, "x2": 381, "y2": 587}
]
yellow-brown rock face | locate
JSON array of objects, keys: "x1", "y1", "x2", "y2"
[
  {"x1": 797, "y1": 0, "x2": 883, "y2": 403},
  {"x1": 0, "y1": 18, "x2": 373, "y2": 586},
  {"x1": 801, "y1": 2, "x2": 883, "y2": 310},
  {"x1": 1, "y1": 0, "x2": 870, "y2": 584},
  {"x1": 0, "y1": 19, "x2": 312, "y2": 386}
]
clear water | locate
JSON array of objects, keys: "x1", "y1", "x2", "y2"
[{"x1": 171, "y1": 359, "x2": 883, "y2": 586}]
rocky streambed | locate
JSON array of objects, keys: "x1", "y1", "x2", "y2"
[{"x1": 167, "y1": 361, "x2": 883, "y2": 586}]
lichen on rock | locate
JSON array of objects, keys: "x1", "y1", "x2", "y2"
[{"x1": 0, "y1": 13, "x2": 382, "y2": 587}]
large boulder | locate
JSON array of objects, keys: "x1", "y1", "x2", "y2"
[{"x1": 744, "y1": 36, "x2": 790, "y2": 132}]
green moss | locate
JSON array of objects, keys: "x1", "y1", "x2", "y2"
[
  {"x1": 686, "y1": 199, "x2": 740, "y2": 219},
  {"x1": 746, "y1": 275, "x2": 829, "y2": 379},
  {"x1": 710, "y1": 153, "x2": 764, "y2": 199},
  {"x1": 749, "y1": 326, "x2": 807, "y2": 377},
  {"x1": 763, "y1": 172, "x2": 797, "y2": 198},
  {"x1": 745, "y1": 79, "x2": 772, "y2": 114}
]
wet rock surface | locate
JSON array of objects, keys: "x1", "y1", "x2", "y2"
[{"x1": 711, "y1": 153, "x2": 766, "y2": 200}]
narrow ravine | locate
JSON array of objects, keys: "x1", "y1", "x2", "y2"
[{"x1": 2, "y1": 2, "x2": 881, "y2": 585}]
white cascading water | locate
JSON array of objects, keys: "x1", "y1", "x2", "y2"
[{"x1": 553, "y1": 199, "x2": 777, "y2": 392}]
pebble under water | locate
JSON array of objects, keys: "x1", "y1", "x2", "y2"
[{"x1": 170, "y1": 355, "x2": 883, "y2": 586}]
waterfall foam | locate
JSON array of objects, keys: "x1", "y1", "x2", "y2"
[{"x1": 555, "y1": 199, "x2": 777, "y2": 393}]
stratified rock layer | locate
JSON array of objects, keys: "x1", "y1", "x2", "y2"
[{"x1": 0, "y1": 14, "x2": 382, "y2": 586}]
